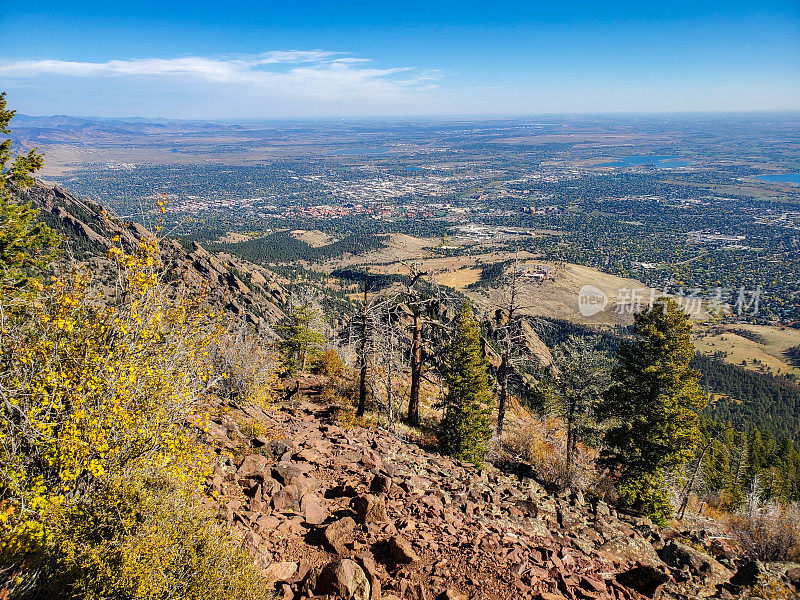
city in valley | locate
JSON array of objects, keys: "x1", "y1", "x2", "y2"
[{"x1": 18, "y1": 114, "x2": 800, "y2": 361}]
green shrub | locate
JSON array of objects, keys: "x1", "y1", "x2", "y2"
[{"x1": 616, "y1": 472, "x2": 673, "y2": 526}]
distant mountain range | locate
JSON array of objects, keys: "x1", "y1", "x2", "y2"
[{"x1": 14, "y1": 114, "x2": 193, "y2": 127}]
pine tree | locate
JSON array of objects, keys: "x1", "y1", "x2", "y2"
[
  {"x1": 599, "y1": 297, "x2": 706, "y2": 522},
  {"x1": 438, "y1": 300, "x2": 494, "y2": 466},
  {"x1": 0, "y1": 92, "x2": 59, "y2": 289},
  {"x1": 275, "y1": 301, "x2": 326, "y2": 375}
]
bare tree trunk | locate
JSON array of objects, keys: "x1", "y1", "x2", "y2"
[
  {"x1": 356, "y1": 272, "x2": 369, "y2": 417},
  {"x1": 678, "y1": 436, "x2": 716, "y2": 520},
  {"x1": 387, "y1": 325, "x2": 394, "y2": 424},
  {"x1": 566, "y1": 406, "x2": 575, "y2": 486},
  {"x1": 733, "y1": 439, "x2": 748, "y2": 486},
  {"x1": 408, "y1": 308, "x2": 422, "y2": 427},
  {"x1": 495, "y1": 255, "x2": 521, "y2": 436},
  {"x1": 497, "y1": 352, "x2": 508, "y2": 436}
]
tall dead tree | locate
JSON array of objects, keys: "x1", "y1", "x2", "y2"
[
  {"x1": 350, "y1": 269, "x2": 398, "y2": 418},
  {"x1": 356, "y1": 270, "x2": 370, "y2": 416},
  {"x1": 347, "y1": 262, "x2": 452, "y2": 426},
  {"x1": 384, "y1": 312, "x2": 398, "y2": 424},
  {"x1": 403, "y1": 263, "x2": 429, "y2": 427},
  {"x1": 495, "y1": 262, "x2": 520, "y2": 436},
  {"x1": 677, "y1": 425, "x2": 733, "y2": 520},
  {"x1": 489, "y1": 256, "x2": 539, "y2": 436},
  {"x1": 372, "y1": 303, "x2": 406, "y2": 426}
]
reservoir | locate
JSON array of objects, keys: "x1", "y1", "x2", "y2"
[{"x1": 752, "y1": 173, "x2": 800, "y2": 186}]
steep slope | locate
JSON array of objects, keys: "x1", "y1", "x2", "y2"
[
  {"x1": 206, "y1": 382, "x2": 800, "y2": 600},
  {"x1": 13, "y1": 183, "x2": 800, "y2": 600},
  {"x1": 15, "y1": 181, "x2": 287, "y2": 332}
]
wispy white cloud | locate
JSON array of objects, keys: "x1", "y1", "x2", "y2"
[
  {"x1": 0, "y1": 51, "x2": 432, "y2": 104},
  {"x1": 251, "y1": 50, "x2": 340, "y2": 65}
]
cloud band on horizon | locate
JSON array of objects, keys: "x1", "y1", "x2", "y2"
[{"x1": 0, "y1": 51, "x2": 439, "y2": 107}]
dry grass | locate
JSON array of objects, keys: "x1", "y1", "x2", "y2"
[
  {"x1": 325, "y1": 233, "x2": 436, "y2": 267},
  {"x1": 693, "y1": 324, "x2": 800, "y2": 377},
  {"x1": 727, "y1": 504, "x2": 800, "y2": 562},
  {"x1": 290, "y1": 229, "x2": 333, "y2": 248},
  {"x1": 215, "y1": 231, "x2": 256, "y2": 244},
  {"x1": 433, "y1": 267, "x2": 482, "y2": 289},
  {"x1": 500, "y1": 398, "x2": 600, "y2": 490}
]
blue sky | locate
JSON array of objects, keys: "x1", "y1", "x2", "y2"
[{"x1": 1, "y1": 0, "x2": 798, "y2": 118}]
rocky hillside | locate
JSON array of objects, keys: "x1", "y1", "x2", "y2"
[
  {"x1": 15, "y1": 181, "x2": 287, "y2": 333},
  {"x1": 204, "y1": 379, "x2": 800, "y2": 600}
]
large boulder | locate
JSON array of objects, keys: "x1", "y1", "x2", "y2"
[
  {"x1": 355, "y1": 494, "x2": 388, "y2": 524},
  {"x1": 323, "y1": 516, "x2": 357, "y2": 555},
  {"x1": 237, "y1": 454, "x2": 272, "y2": 480},
  {"x1": 387, "y1": 535, "x2": 420, "y2": 564},
  {"x1": 356, "y1": 551, "x2": 382, "y2": 600},
  {"x1": 300, "y1": 493, "x2": 328, "y2": 525},
  {"x1": 271, "y1": 484, "x2": 300, "y2": 513},
  {"x1": 264, "y1": 561, "x2": 298, "y2": 587},
  {"x1": 659, "y1": 540, "x2": 733, "y2": 587},
  {"x1": 599, "y1": 534, "x2": 665, "y2": 568},
  {"x1": 370, "y1": 474, "x2": 393, "y2": 494},
  {"x1": 303, "y1": 559, "x2": 370, "y2": 600}
]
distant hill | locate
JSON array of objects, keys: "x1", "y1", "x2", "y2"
[
  {"x1": 538, "y1": 317, "x2": 800, "y2": 440},
  {"x1": 13, "y1": 114, "x2": 104, "y2": 128}
]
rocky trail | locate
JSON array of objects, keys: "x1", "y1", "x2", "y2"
[{"x1": 202, "y1": 379, "x2": 800, "y2": 600}]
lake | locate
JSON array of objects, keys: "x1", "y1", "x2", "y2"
[
  {"x1": 598, "y1": 155, "x2": 689, "y2": 168},
  {"x1": 752, "y1": 173, "x2": 800, "y2": 186}
]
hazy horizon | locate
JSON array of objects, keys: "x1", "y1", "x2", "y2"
[
  {"x1": 1, "y1": 0, "x2": 798, "y2": 119},
  {"x1": 13, "y1": 110, "x2": 800, "y2": 123}
]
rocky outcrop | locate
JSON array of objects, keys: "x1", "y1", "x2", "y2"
[
  {"x1": 15, "y1": 182, "x2": 287, "y2": 332},
  {"x1": 302, "y1": 559, "x2": 371, "y2": 600},
  {"x1": 201, "y1": 392, "x2": 796, "y2": 600}
]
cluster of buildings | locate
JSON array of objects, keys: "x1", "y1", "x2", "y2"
[
  {"x1": 518, "y1": 265, "x2": 556, "y2": 281},
  {"x1": 688, "y1": 231, "x2": 747, "y2": 246}
]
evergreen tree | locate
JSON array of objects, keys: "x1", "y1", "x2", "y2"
[
  {"x1": 0, "y1": 92, "x2": 59, "y2": 289},
  {"x1": 275, "y1": 301, "x2": 326, "y2": 375},
  {"x1": 747, "y1": 429, "x2": 767, "y2": 479},
  {"x1": 438, "y1": 301, "x2": 494, "y2": 466},
  {"x1": 599, "y1": 297, "x2": 706, "y2": 522}
]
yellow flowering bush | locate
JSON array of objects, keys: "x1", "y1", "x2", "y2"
[{"x1": 0, "y1": 236, "x2": 273, "y2": 599}]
